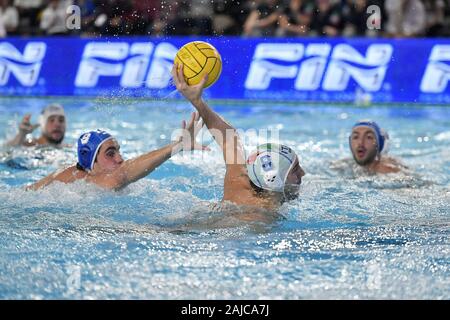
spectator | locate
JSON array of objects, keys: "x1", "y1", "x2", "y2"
[
  {"x1": 212, "y1": 0, "x2": 246, "y2": 35},
  {"x1": 128, "y1": 0, "x2": 161, "y2": 35},
  {"x1": 14, "y1": 0, "x2": 44, "y2": 35},
  {"x1": 365, "y1": 0, "x2": 387, "y2": 36},
  {"x1": 3, "y1": 0, "x2": 450, "y2": 37},
  {"x1": 40, "y1": 0, "x2": 73, "y2": 35},
  {"x1": 159, "y1": 1, "x2": 190, "y2": 35},
  {"x1": 82, "y1": 0, "x2": 114, "y2": 36},
  {"x1": 385, "y1": 0, "x2": 426, "y2": 37},
  {"x1": 165, "y1": 0, "x2": 213, "y2": 36},
  {"x1": 99, "y1": 0, "x2": 133, "y2": 36},
  {"x1": 309, "y1": 0, "x2": 343, "y2": 37},
  {"x1": 243, "y1": 0, "x2": 282, "y2": 37},
  {"x1": 0, "y1": 0, "x2": 19, "y2": 36},
  {"x1": 72, "y1": 0, "x2": 96, "y2": 35},
  {"x1": 0, "y1": 12, "x2": 4, "y2": 37},
  {"x1": 150, "y1": 0, "x2": 179, "y2": 36},
  {"x1": 423, "y1": 0, "x2": 446, "y2": 37},
  {"x1": 276, "y1": 0, "x2": 314, "y2": 37},
  {"x1": 341, "y1": 0, "x2": 369, "y2": 36},
  {"x1": 189, "y1": 0, "x2": 214, "y2": 35}
]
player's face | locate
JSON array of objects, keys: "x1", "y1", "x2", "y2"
[
  {"x1": 94, "y1": 139, "x2": 124, "y2": 173},
  {"x1": 44, "y1": 115, "x2": 66, "y2": 144},
  {"x1": 350, "y1": 127, "x2": 378, "y2": 165},
  {"x1": 284, "y1": 157, "x2": 305, "y2": 200}
]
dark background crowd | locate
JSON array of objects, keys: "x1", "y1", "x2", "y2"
[{"x1": 1, "y1": 0, "x2": 449, "y2": 38}]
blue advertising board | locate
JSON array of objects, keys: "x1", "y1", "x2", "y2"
[{"x1": 0, "y1": 37, "x2": 449, "y2": 104}]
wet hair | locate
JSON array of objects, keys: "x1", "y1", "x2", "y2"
[
  {"x1": 250, "y1": 179, "x2": 294, "y2": 204},
  {"x1": 76, "y1": 153, "x2": 100, "y2": 171},
  {"x1": 250, "y1": 179, "x2": 289, "y2": 202},
  {"x1": 250, "y1": 179, "x2": 265, "y2": 195}
]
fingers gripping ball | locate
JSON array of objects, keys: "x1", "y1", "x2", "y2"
[{"x1": 174, "y1": 41, "x2": 222, "y2": 88}]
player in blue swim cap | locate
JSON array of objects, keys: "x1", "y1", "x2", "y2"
[
  {"x1": 76, "y1": 130, "x2": 115, "y2": 171},
  {"x1": 349, "y1": 120, "x2": 405, "y2": 173},
  {"x1": 172, "y1": 63, "x2": 305, "y2": 215},
  {"x1": 28, "y1": 112, "x2": 208, "y2": 190}
]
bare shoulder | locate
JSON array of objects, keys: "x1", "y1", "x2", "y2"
[
  {"x1": 223, "y1": 164, "x2": 265, "y2": 206},
  {"x1": 378, "y1": 156, "x2": 407, "y2": 173},
  {"x1": 384, "y1": 157, "x2": 407, "y2": 168},
  {"x1": 27, "y1": 165, "x2": 84, "y2": 190},
  {"x1": 85, "y1": 169, "x2": 127, "y2": 190},
  {"x1": 224, "y1": 164, "x2": 251, "y2": 192},
  {"x1": 54, "y1": 165, "x2": 86, "y2": 182}
]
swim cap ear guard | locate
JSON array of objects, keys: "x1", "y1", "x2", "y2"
[
  {"x1": 39, "y1": 103, "x2": 65, "y2": 134},
  {"x1": 349, "y1": 120, "x2": 387, "y2": 154},
  {"x1": 77, "y1": 130, "x2": 113, "y2": 171},
  {"x1": 246, "y1": 143, "x2": 297, "y2": 193}
]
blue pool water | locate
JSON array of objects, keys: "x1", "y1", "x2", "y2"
[{"x1": 0, "y1": 97, "x2": 449, "y2": 299}]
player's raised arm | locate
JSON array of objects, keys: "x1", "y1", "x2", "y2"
[{"x1": 171, "y1": 63, "x2": 246, "y2": 167}]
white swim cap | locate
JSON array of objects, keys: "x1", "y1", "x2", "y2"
[
  {"x1": 39, "y1": 103, "x2": 65, "y2": 134},
  {"x1": 246, "y1": 143, "x2": 297, "y2": 192}
]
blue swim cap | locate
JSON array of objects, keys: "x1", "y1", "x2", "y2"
[
  {"x1": 351, "y1": 120, "x2": 385, "y2": 152},
  {"x1": 77, "y1": 130, "x2": 113, "y2": 171}
]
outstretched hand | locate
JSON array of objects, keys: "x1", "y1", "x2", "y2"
[
  {"x1": 178, "y1": 111, "x2": 210, "y2": 152},
  {"x1": 171, "y1": 63, "x2": 208, "y2": 104},
  {"x1": 19, "y1": 114, "x2": 39, "y2": 135}
]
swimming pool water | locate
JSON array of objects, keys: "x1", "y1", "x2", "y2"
[{"x1": 0, "y1": 97, "x2": 449, "y2": 299}]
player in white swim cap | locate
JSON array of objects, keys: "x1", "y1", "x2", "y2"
[
  {"x1": 6, "y1": 103, "x2": 66, "y2": 147},
  {"x1": 246, "y1": 143, "x2": 304, "y2": 200},
  {"x1": 172, "y1": 63, "x2": 305, "y2": 215}
]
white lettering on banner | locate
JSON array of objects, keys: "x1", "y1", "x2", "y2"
[
  {"x1": 323, "y1": 44, "x2": 392, "y2": 91},
  {"x1": 245, "y1": 44, "x2": 304, "y2": 90},
  {"x1": 295, "y1": 43, "x2": 331, "y2": 90},
  {"x1": 76, "y1": 42, "x2": 148, "y2": 87},
  {"x1": 121, "y1": 43, "x2": 153, "y2": 87},
  {"x1": 245, "y1": 43, "x2": 393, "y2": 92},
  {"x1": 75, "y1": 42, "x2": 178, "y2": 88},
  {"x1": 420, "y1": 45, "x2": 450, "y2": 93},
  {"x1": 0, "y1": 42, "x2": 46, "y2": 86},
  {"x1": 146, "y1": 42, "x2": 178, "y2": 88}
]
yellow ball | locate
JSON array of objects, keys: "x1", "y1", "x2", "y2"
[{"x1": 174, "y1": 41, "x2": 222, "y2": 89}]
